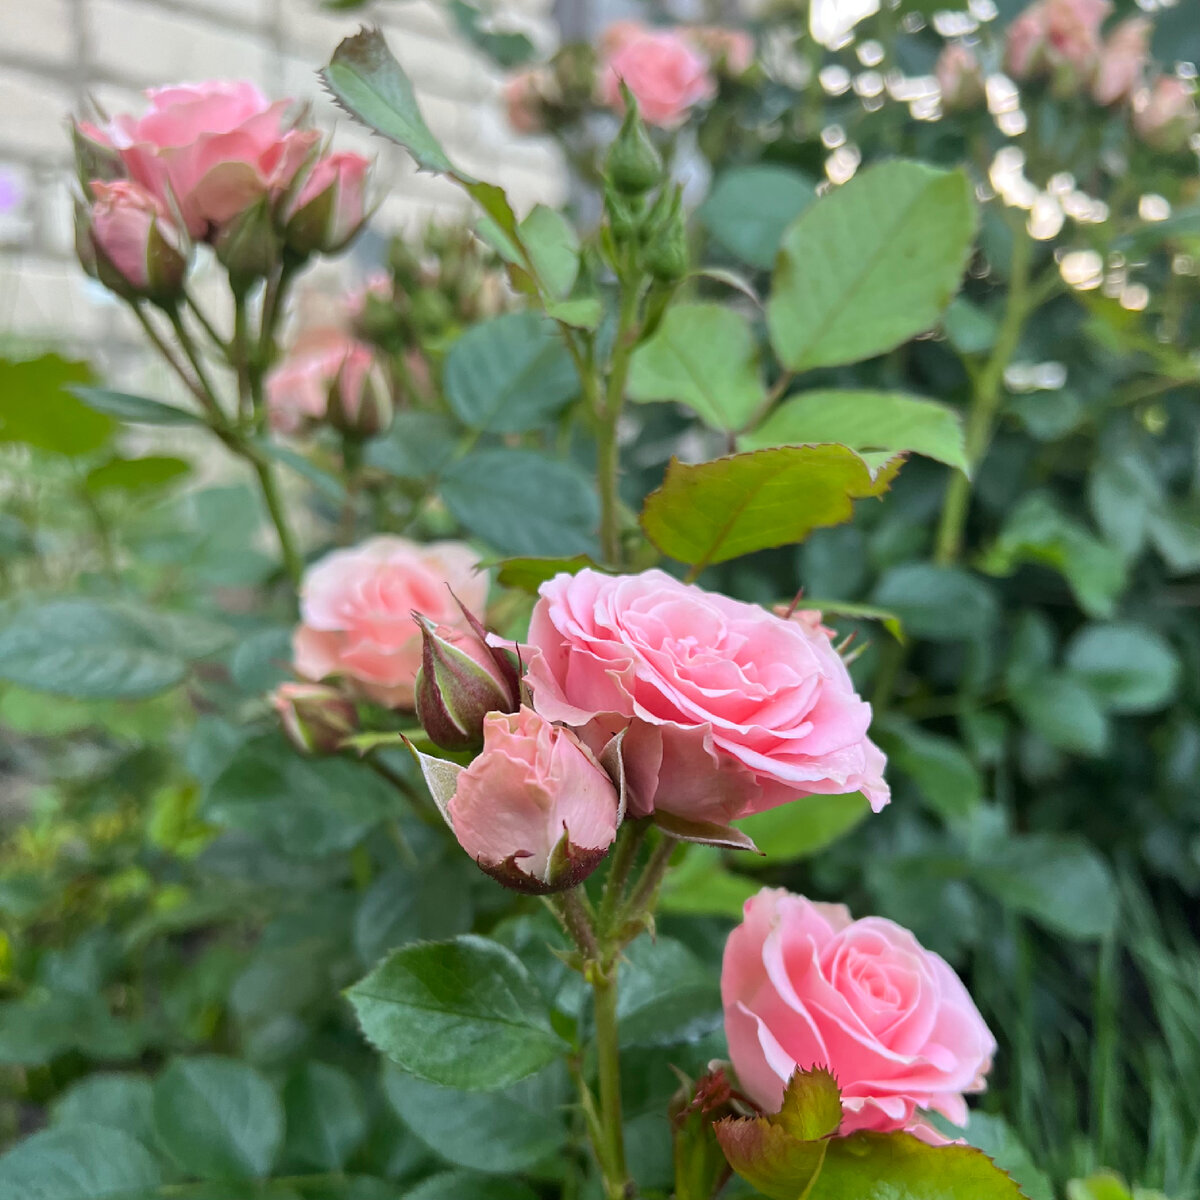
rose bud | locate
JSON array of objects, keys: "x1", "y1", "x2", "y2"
[
  {"x1": 284, "y1": 151, "x2": 371, "y2": 257},
  {"x1": 82, "y1": 180, "x2": 188, "y2": 301},
  {"x1": 1134, "y1": 77, "x2": 1199, "y2": 150},
  {"x1": 414, "y1": 614, "x2": 519, "y2": 751},
  {"x1": 643, "y1": 185, "x2": 688, "y2": 284},
  {"x1": 214, "y1": 195, "x2": 279, "y2": 287},
  {"x1": 936, "y1": 43, "x2": 985, "y2": 111},
  {"x1": 272, "y1": 681, "x2": 358, "y2": 755},
  {"x1": 72, "y1": 121, "x2": 124, "y2": 193},
  {"x1": 326, "y1": 340, "x2": 393, "y2": 439},
  {"x1": 447, "y1": 707, "x2": 620, "y2": 894},
  {"x1": 1092, "y1": 17, "x2": 1150, "y2": 106},
  {"x1": 605, "y1": 88, "x2": 664, "y2": 196}
]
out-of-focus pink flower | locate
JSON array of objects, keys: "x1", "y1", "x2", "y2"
[
  {"x1": 285, "y1": 151, "x2": 371, "y2": 255},
  {"x1": 1092, "y1": 17, "x2": 1150, "y2": 105},
  {"x1": 722, "y1": 889, "x2": 996, "y2": 1139},
  {"x1": 521, "y1": 570, "x2": 889, "y2": 828},
  {"x1": 85, "y1": 81, "x2": 318, "y2": 239},
  {"x1": 600, "y1": 23, "x2": 716, "y2": 127},
  {"x1": 84, "y1": 179, "x2": 187, "y2": 298},
  {"x1": 1134, "y1": 76, "x2": 1199, "y2": 148},
  {"x1": 936, "y1": 43, "x2": 985, "y2": 109},
  {"x1": 447, "y1": 707, "x2": 620, "y2": 893},
  {"x1": 503, "y1": 69, "x2": 550, "y2": 134},
  {"x1": 265, "y1": 329, "x2": 385, "y2": 436},
  {"x1": 272, "y1": 681, "x2": 358, "y2": 755},
  {"x1": 688, "y1": 27, "x2": 755, "y2": 76},
  {"x1": 293, "y1": 536, "x2": 487, "y2": 708},
  {"x1": 1005, "y1": 0, "x2": 1111, "y2": 81}
]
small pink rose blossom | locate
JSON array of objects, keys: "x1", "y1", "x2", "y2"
[
  {"x1": 722, "y1": 889, "x2": 996, "y2": 1140},
  {"x1": 503, "y1": 69, "x2": 549, "y2": 134},
  {"x1": 448, "y1": 707, "x2": 620, "y2": 893},
  {"x1": 285, "y1": 151, "x2": 371, "y2": 254},
  {"x1": 1005, "y1": 0, "x2": 1111, "y2": 81},
  {"x1": 521, "y1": 569, "x2": 889, "y2": 827},
  {"x1": 90, "y1": 80, "x2": 318, "y2": 239},
  {"x1": 936, "y1": 43, "x2": 985, "y2": 109},
  {"x1": 265, "y1": 329, "x2": 383, "y2": 435},
  {"x1": 1092, "y1": 17, "x2": 1150, "y2": 105},
  {"x1": 688, "y1": 27, "x2": 755, "y2": 76},
  {"x1": 600, "y1": 24, "x2": 716, "y2": 127},
  {"x1": 1134, "y1": 76, "x2": 1199, "y2": 148},
  {"x1": 85, "y1": 179, "x2": 187, "y2": 297},
  {"x1": 293, "y1": 536, "x2": 487, "y2": 708}
]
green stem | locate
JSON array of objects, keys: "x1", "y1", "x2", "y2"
[
  {"x1": 130, "y1": 303, "x2": 215, "y2": 416},
  {"x1": 339, "y1": 436, "x2": 363, "y2": 545},
  {"x1": 598, "y1": 281, "x2": 641, "y2": 566},
  {"x1": 166, "y1": 306, "x2": 228, "y2": 428},
  {"x1": 933, "y1": 225, "x2": 1034, "y2": 566},
  {"x1": 590, "y1": 964, "x2": 630, "y2": 1200},
  {"x1": 598, "y1": 819, "x2": 649, "y2": 936},
  {"x1": 248, "y1": 449, "x2": 303, "y2": 587},
  {"x1": 619, "y1": 835, "x2": 675, "y2": 934}
]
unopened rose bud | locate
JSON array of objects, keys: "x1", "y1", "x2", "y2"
[
  {"x1": 447, "y1": 707, "x2": 620, "y2": 893},
  {"x1": 272, "y1": 681, "x2": 358, "y2": 755},
  {"x1": 72, "y1": 121, "x2": 123, "y2": 194},
  {"x1": 284, "y1": 151, "x2": 371, "y2": 257},
  {"x1": 414, "y1": 614, "x2": 519, "y2": 751},
  {"x1": 1092, "y1": 17, "x2": 1150, "y2": 106},
  {"x1": 606, "y1": 88, "x2": 664, "y2": 197},
  {"x1": 326, "y1": 341, "x2": 393, "y2": 439},
  {"x1": 1134, "y1": 76, "x2": 1199, "y2": 150},
  {"x1": 215, "y1": 196, "x2": 279, "y2": 287},
  {"x1": 936, "y1": 43, "x2": 985, "y2": 110},
  {"x1": 643, "y1": 185, "x2": 688, "y2": 283},
  {"x1": 81, "y1": 180, "x2": 188, "y2": 302}
]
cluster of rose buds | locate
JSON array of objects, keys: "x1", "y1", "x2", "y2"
[{"x1": 74, "y1": 81, "x2": 371, "y2": 302}]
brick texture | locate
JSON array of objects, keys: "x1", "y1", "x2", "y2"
[{"x1": 0, "y1": 0, "x2": 565, "y2": 365}]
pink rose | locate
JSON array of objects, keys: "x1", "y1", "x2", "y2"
[
  {"x1": 1092, "y1": 17, "x2": 1150, "y2": 105},
  {"x1": 1005, "y1": 0, "x2": 1111, "y2": 80},
  {"x1": 503, "y1": 69, "x2": 550, "y2": 134},
  {"x1": 1134, "y1": 77, "x2": 1199, "y2": 148},
  {"x1": 688, "y1": 27, "x2": 755, "y2": 76},
  {"x1": 722, "y1": 889, "x2": 996, "y2": 1140},
  {"x1": 88, "y1": 80, "x2": 318, "y2": 238},
  {"x1": 266, "y1": 329, "x2": 386, "y2": 436},
  {"x1": 293, "y1": 536, "x2": 487, "y2": 708},
  {"x1": 447, "y1": 707, "x2": 620, "y2": 893},
  {"x1": 936, "y1": 43, "x2": 985, "y2": 110},
  {"x1": 285, "y1": 151, "x2": 371, "y2": 255},
  {"x1": 522, "y1": 570, "x2": 889, "y2": 828},
  {"x1": 601, "y1": 24, "x2": 716, "y2": 127},
  {"x1": 84, "y1": 179, "x2": 187, "y2": 298}
]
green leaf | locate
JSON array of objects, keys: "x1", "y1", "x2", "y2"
[
  {"x1": 449, "y1": 0, "x2": 536, "y2": 68},
  {"x1": 353, "y1": 857, "x2": 474, "y2": 965},
  {"x1": 810, "y1": 1130, "x2": 1026, "y2": 1200},
  {"x1": 971, "y1": 833, "x2": 1117, "y2": 940},
  {"x1": 741, "y1": 390, "x2": 968, "y2": 473},
  {"x1": 382, "y1": 1064, "x2": 568, "y2": 1172},
  {"x1": 519, "y1": 205, "x2": 579, "y2": 298},
  {"x1": 628, "y1": 304, "x2": 766, "y2": 432},
  {"x1": 86, "y1": 455, "x2": 191, "y2": 494},
  {"x1": 347, "y1": 935, "x2": 568, "y2": 1090},
  {"x1": 71, "y1": 385, "x2": 204, "y2": 426},
  {"x1": 641, "y1": 446, "x2": 899, "y2": 569},
  {"x1": 493, "y1": 554, "x2": 604, "y2": 593},
  {"x1": 52, "y1": 1074, "x2": 157, "y2": 1148},
  {"x1": 206, "y1": 734, "x2": 397, "y2": 857},
  {"x1": 283, "y1": 1062, "x2": 367, "y2": 1173},
  {"x1": 365, "y1": 410, "x2": 459, "y2": 480},
  {"x1": 943, "y1": 297, "x2": 998, "y2": 355},
  {"x1": 878, "y1": 720, "x2": 982, "y2": 821},
  {"x1": 618, "y1": 936, "x2": 722, "y2": 1047},
  {"x1": 1011, "y1": 674, "x2": 1110, "y2": 757},
  {"x1": 153, "y1": 1056, "x2": 283, "y2": 1181},
  {"x1": 403, "y1": 1173, "x2": 539, "y2": 1200},
  {"x1": 738, "y1": 792, "x2": 871, "y2": 865},
  {"x1": 0, "y1": 597, "x2": 230, "y2": 699},
  {"x1": 767, "y1": 161, "x2": 975, "y2": 371},
  {"x1": 322, "y1": 28, "x2": 455, "y2": 173},
  {"x1": 1064, "y1": 623, "x2": 1180, "y2": 715},
  {"x1": 963, "y1": 1112, "x2": 1054, "y2": 1200},
  {"x1": 444, "y1": 312, "x2": 578, "y2": 433},
  {"x1": 440, "y1": 448, "x2": 599, "y2": 558},
  {"x1": 873, "y1": 564, "x2": 998, "y2": 642},
  {"x1": 700, "y1": 164, "x2": 817, "y2": 270},
  {"x1": 0, "y1": 355, "x2": 112, "y2": 456},
  {"x1": 0, "y1": 1125, "x2": 163, "y2": 1200}
]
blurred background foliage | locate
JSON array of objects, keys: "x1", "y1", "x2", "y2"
[{"x1": 1, "y1": 0, "x2": 1199, "y2": 1197}]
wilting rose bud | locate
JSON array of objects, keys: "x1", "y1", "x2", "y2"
[
  {"x1": 284, "y1": 151, "x2": 371, "y2": 256},
  {"x1": 605, "y1": 88, "x2": 664, "y2": 196},
  {"x1": 326, "y1": 340, "x2": 393, "y2": 439},
  {"x1": 82, "y1": 180, "x2": 188, "y2": 301},
  {"x1": 214, "y1": 195, "x2": 279, "y2": 287},
  {"x1": 272, "y1": 681, "x2": 358, "y2": 755},
  {"x1": 447, "y1": 707, "x2": 621, "y2": 894},
  {"x1": 414, "y1": 611, "x2": 519, "y2": 751},
  {"x1": 1134, "y1": 77, "x2": 1199, "y2": 150}
]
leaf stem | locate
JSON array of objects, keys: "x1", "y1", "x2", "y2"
[{"x1": 598, "y1": 279, "x2": 641, "y2": 566}]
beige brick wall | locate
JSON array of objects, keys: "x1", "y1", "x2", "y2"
[{"x1": 0, "y1": 0, "x2": 565, "y2": 377}]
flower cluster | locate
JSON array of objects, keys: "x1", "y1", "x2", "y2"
[{"x1": 74, "y1": 81, "x2": 372, "y2": 299}]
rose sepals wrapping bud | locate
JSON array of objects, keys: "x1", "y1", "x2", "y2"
[
  {"x1": 414, "y1": 614, "x2": 519, "y2": 751},
  {"x1": 81, "y1": 180, "x2": 189, "y2": 302},
  {"x1": 72, "y1": 121, "x2": 123, "y2": 194},
  {"x1": 284, "y1": 151, "x2": 372, "y2": 257},
  {"x1": 272, "y1": 681, "x2": 358, "y2": 755},
  {"x1": 606, "y1": 87, "x2": 664, "y2": 197},
  {"x1": 326, "y1": 346, "x2": 393, "y2": 439},
  {"x1": 215, "y1": 195, "x2": 279, "y2": 287},
  {"x1": 403, "y1": 737, "x2": 464, "y2": 827}
]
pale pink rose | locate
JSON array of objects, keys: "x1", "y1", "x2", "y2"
[
  {"x1": 722, "y1": 889, "x2": 996, "y2": 1140},
  {"x1": 448, "y1": 707, "x2": 620, "y2": 893},
  {"x1": 688, "y1": 27, "x2": 755, "y2": 76},
  {"x1": 503, "y1": 69, "x2": 549, "y2": 134},
  {"x1": 521, "y1": 570, "x2": 889, "y2": 827},
  {"x1": 285, "y1": 151, "x2": 371, "y2": 254},
  {"x1": 936, "y1": 43, "x2": 985, "y2": 109},
  {"x1": 89, "y1": 80, "x2": 318, "y2": 238},
  {"x1": 266, "y1": 329, "x2": 382, "y2": 435},
  {"x1": 1092, "y1": 17, "x2": 1150, "y2": 105},
  {"x1": 293, "y1": 536, "x2": 487, "y2": 707},
  {"x1": 1134, "y1": 76, "x2": 1199, "y2": 147},
  {"x1": 1005, "y1": 0, "x2": 1110, "y2": 80},
  {"x1": 601, "y1": 26, "x2": 716, "y2": 127},
  {"x1": 85, "y1": 179, "x2": 187, "y2": 296}
]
